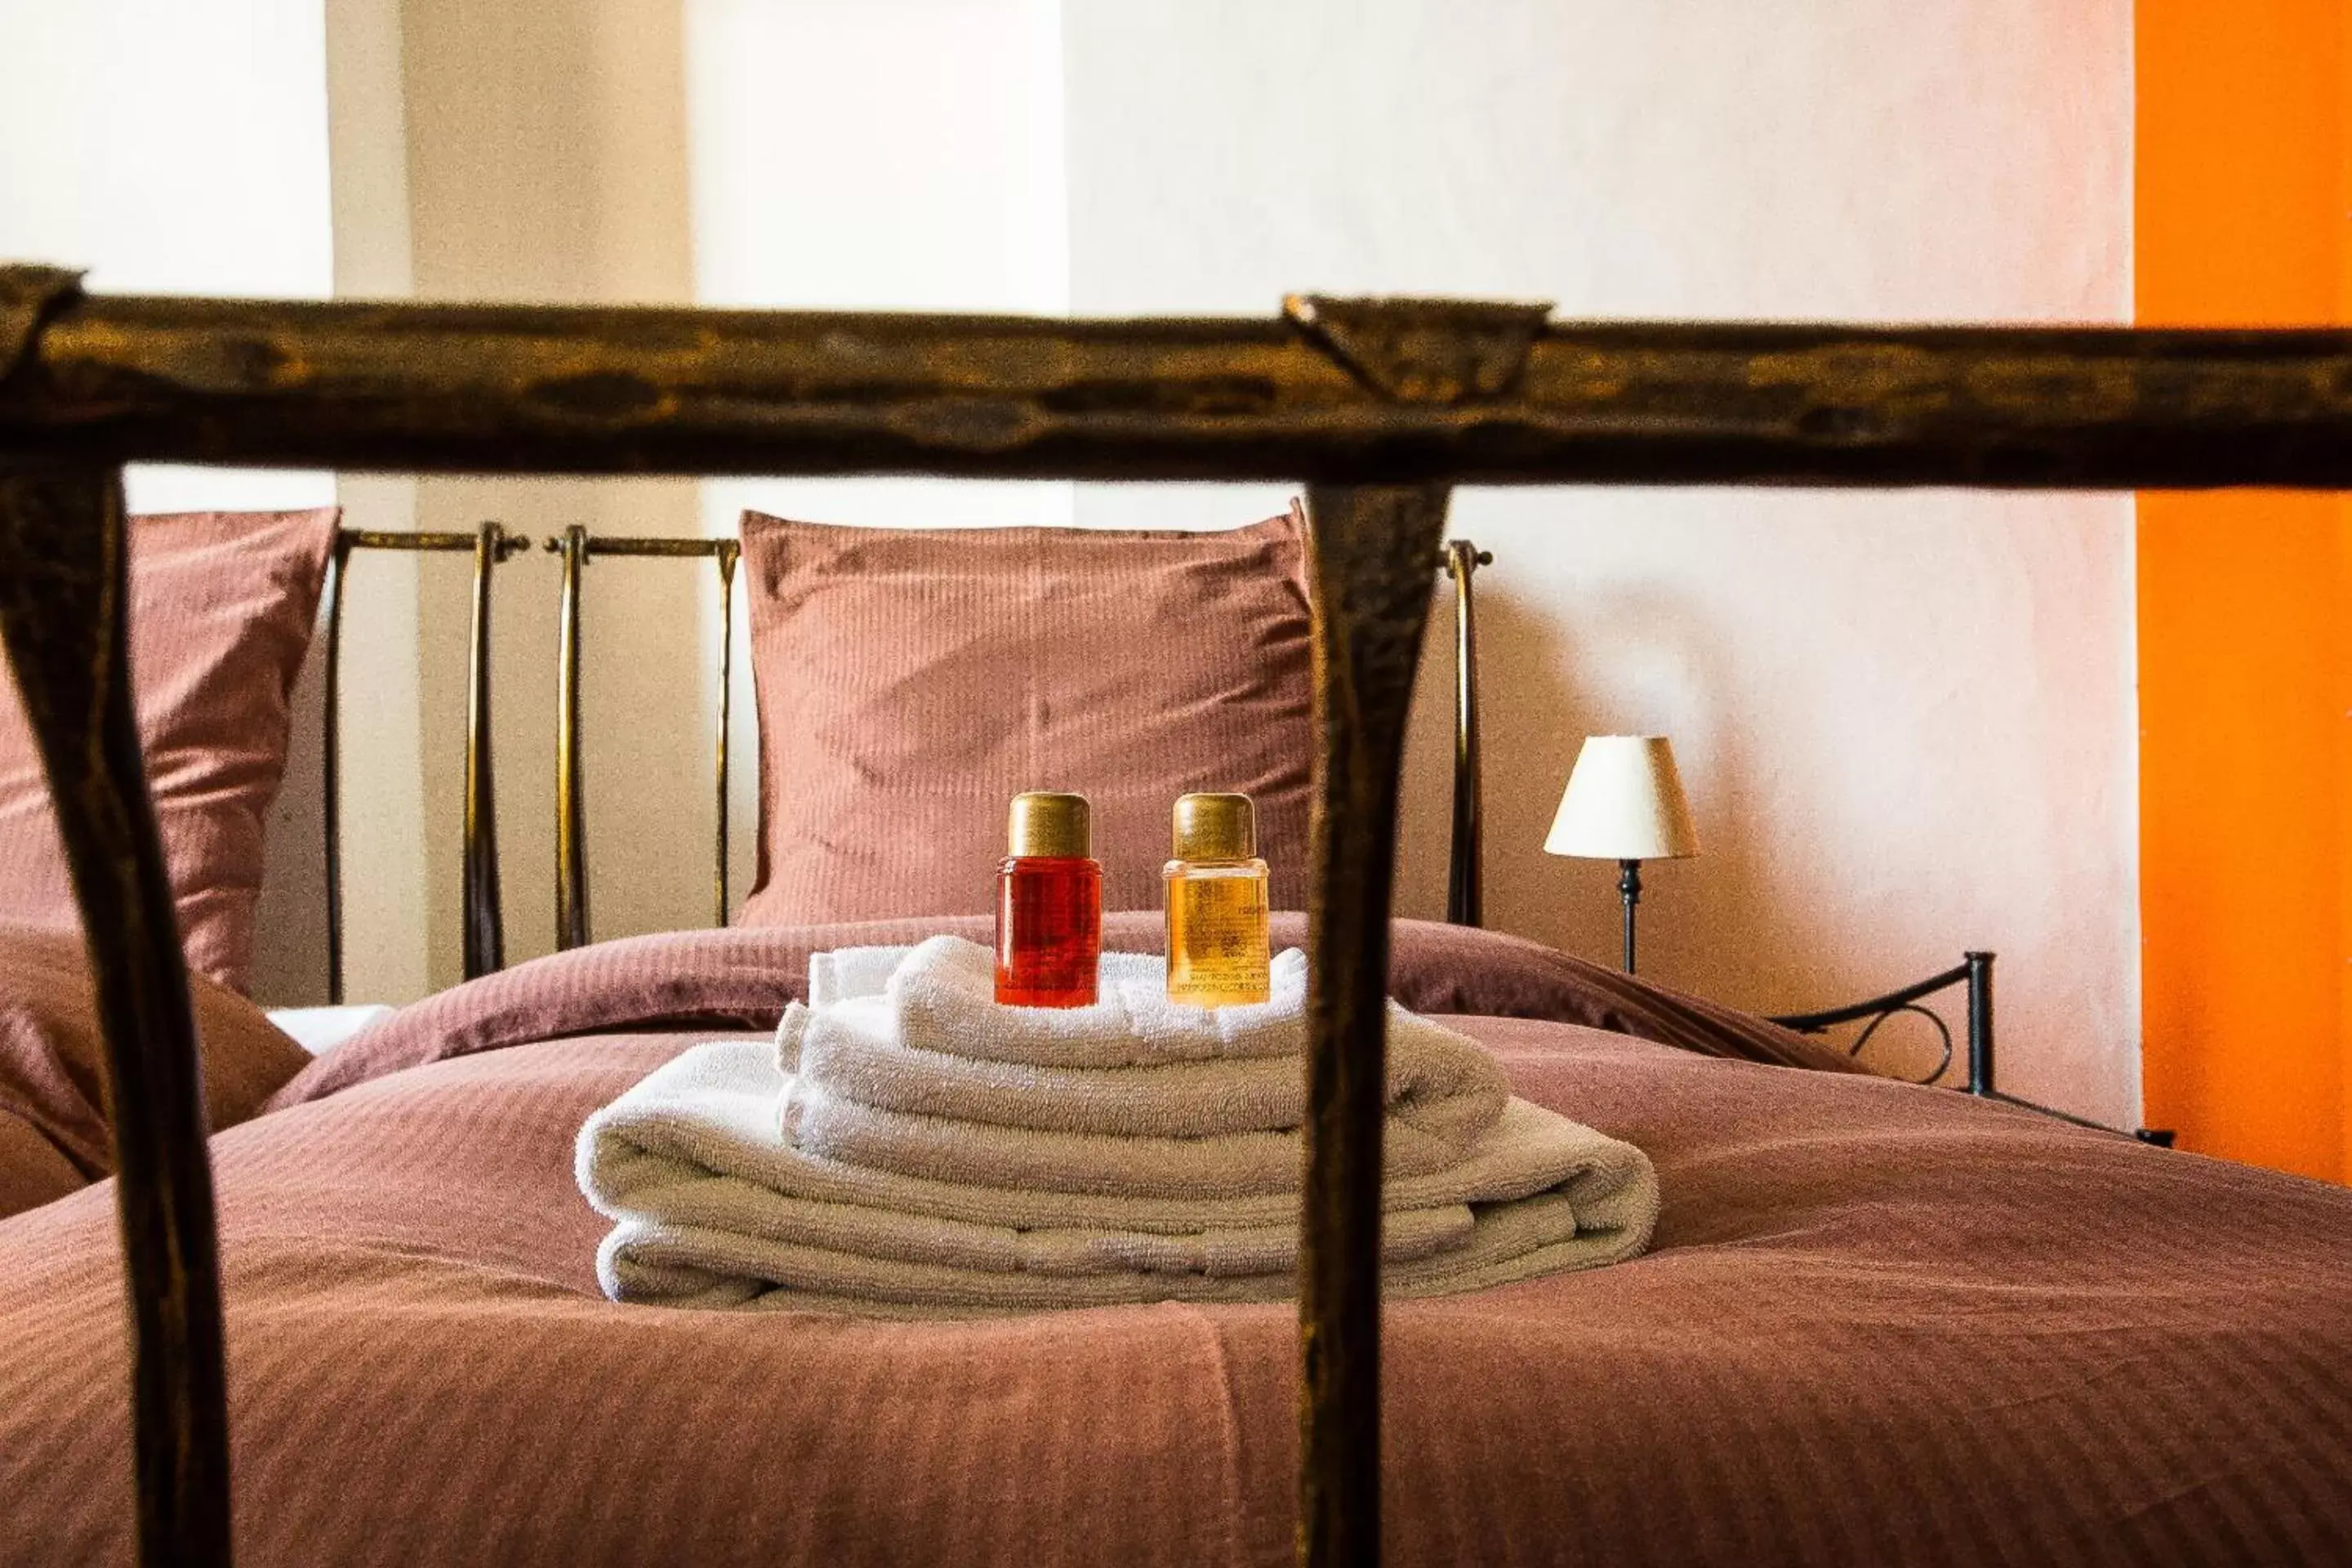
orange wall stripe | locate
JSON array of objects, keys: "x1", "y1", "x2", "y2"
[{"x1": 2136, "y1": 0, "x2": 2346, "y2": 1180}]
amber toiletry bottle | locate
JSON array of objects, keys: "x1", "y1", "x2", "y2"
[
  {"x1": 1165, "y1": 792, "x2": 1272, "y2": 1006},
  {"x1": 996, "y1": 791, "x2": 1103, "y2": 1007}
]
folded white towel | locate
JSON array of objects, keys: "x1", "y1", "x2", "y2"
[
  {"x1": 806, "y1": 945, "x2": 911, "y2": 1009},
  {"x1": 771, "y1": 945, "x2": 1505, "y2": 1152},
  {"x1": 851, "y1": 937, "x2": 1321, "y2": 1070},
  {"x1": 577, "y1": 1040, "x2": 1659, "y2": 1316}
]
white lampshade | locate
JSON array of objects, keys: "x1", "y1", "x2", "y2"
[{"x1": 1544, "y1": 735, "x2": 1700, "y2": 861}]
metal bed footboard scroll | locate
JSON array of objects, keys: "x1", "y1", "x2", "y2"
[
  {"x1": 1770, "y1": 955, "x2": 2178, "y2": 1146},
  {"x1": 7, "y1": 265, "x2": 2352, "y2": 1568}
]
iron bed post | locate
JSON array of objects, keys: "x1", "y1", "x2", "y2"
[
  {"x1": 461, "y1": 523, "x2": 528, "y2": 981},
  {"x1": 320, "y1": 530, "x2": 354, "y2": 1003},
  {"x1": 1442, "y1": 539, "x2": 1490, "y2": 927},
  {"x1": 554, "y1": 525, "x2": 590, "y2": 950},
  {"x1": 323, "y1": 528, "x2": 523, "y2": 998},
  {"x1": 1286, "y1": 296, "x2": 1549, "y2": 1568},
  {"x1": 1966, "y1": 950, "x2": 1995, "y2": 1097},
  {"x1": 1299, "y1": 482, "x2": 1453, "y2": 1568},
  {"x1": 713, "y1": 539, "x2": 739, "y2": 929}
]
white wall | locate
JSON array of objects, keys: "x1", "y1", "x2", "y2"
[
  {"x1": 385, "y1": 0, "x2": 706, "y2": 986},
  {"x1": 317, "y1": 0, "x2": 435, "y2": 1007},
  {"x1": 1059, "y1": 0, "x2": 2140, "y2": 1124},
  {"x1": 685, "y1": 0, "x2": 1079, "y2": 904},
  {"x1": 3, "y1": 2, "x2": 2145, "y2": 1125},
  {"x1": 0, "y1": 0, "x2": 346, "y2": 1004},
  {"x1": 0, "y1": 2, "x2": 334, "y2": 301},
  {"x1": 685, "y1": 0, "x2": 1076, "y2": 547},
  {"x1": 0, "y1": 0, "x2": 337, "y2": 513}
]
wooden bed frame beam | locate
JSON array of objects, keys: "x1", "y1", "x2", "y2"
[{"x1": 9, "y1": 270, "x2": 2352, "y2": 488}]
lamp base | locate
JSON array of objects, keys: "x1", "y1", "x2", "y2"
[{"x1": 1618, "y1": 858, "x2": 1642, "y2": 973}]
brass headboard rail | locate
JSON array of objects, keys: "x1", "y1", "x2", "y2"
[
  {"x1": 320, "y1": 524, "x2": 528, "y2": 1000},
  {"x1": 7, "y1": 265, "x2": 2352, "y2": 1568},
  {"x1": 545, "y1": 529, "x2": 742, "y2": 947},
  {"x1": 7, "y1": 278, "x2": 2352, "y2": 486}
]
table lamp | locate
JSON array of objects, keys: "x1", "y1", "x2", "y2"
[{"x1": 1544, "y1": 735, "x2": 1699, "y2": 973}]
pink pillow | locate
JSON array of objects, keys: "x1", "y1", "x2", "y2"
[
  {"x1": 0, "y1": 507, "x2": 339, "y2": 994},
  {"x1": 739, "y1": 508, "x2": 1314, "y2": 924},
  {"x1": 0, "y1": 923, "x2": 307, "y2": 1218}
]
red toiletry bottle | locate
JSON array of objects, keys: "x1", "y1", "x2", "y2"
[{"x1": 995, "y1": 791, "x2": 1102, "y2": 1007}]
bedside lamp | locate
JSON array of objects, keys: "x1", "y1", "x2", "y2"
[{"x1": 1544, "y1": 735, "x2": 1699, "y2": 974}]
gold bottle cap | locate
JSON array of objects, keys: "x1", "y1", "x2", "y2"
[
  {"x1": 1008, "y1": 791, "x2": 1091, "y2": 858},
  {"x1": 1173, "y1": 792, "x2": 1255, "y2": 860}
]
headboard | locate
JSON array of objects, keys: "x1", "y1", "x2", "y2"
[
  {"x1": 3, "y1": 266, "x2": 2345, "y2": 1568},
  {"x1": 529, "y1": 525, "x2": 1492, "y2": 955},
  {"x1": 317, "y1": 523, "x2": 529, "y2": 1000}
]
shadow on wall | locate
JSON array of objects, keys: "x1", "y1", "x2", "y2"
[
  {"x1": 1472, "y1": 579, "x2": 1955, "y2": 1082},
  {"x1": 1391, "y1": 556, "x2": 1462, "y2": 924},
  {"x1": 249, "y1": 614, "x2": 331, "y2": 1005},
  {"x1": 412, "y1": 478, "x2": 711, "y2": 994},
  {"x1": 249, "y1": 479, "x2": 716, "y2": 1008},
  {"x1": 394, "y1": 0, "x2": 702, "y2": 993}
]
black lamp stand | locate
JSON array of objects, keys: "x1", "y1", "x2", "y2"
[{"x1": 1617, "y1": 858, "x2": 1643, "y2": 973}]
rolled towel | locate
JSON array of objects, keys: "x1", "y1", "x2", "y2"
[{"x1": 578, "y1": 1040, "x2": 1659, "y2": 1315}]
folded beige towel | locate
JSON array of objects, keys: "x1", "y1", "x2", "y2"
[{"x1": 577, "y1": 1040, "x2": 1659, "y2": 1315}]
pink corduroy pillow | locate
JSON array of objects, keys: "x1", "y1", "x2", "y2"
[
  {"x1": 738, "y1": 506, "x2": 1315, "y2": 924},
  {"x1": 0, "y1": 506, "x2": 340, "y2": 995}
]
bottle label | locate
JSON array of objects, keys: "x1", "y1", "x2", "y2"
[{"x1": 1168, "y1": 874, "x2": 1270, "y2": 1004}]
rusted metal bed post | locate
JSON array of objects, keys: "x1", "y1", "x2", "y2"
[
  {"x1": 545, "y1": 533, "x2": 743, "y2": 947},
  {"x1": 320, "y1": 527, "x2": 524, "y2": 999},
  {"x1": 0, "y1": 267, "x2": 226, "y2": 1568},
  {"x1": 1288, "y1": 296, "x2": 1549, "y2": 1567},
  {"x1": 1, "y1": 461, "x2": 230, "y2": 1568},
  {"x1": 1298, "y1": 483, "x2": 1450, "y2": 1564}
]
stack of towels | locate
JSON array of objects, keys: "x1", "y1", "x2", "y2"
[{"x1": 577, "y1": 935, "x2": 1658, "y2": 1316}]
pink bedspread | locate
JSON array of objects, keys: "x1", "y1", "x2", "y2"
[
  {"x1": 269, "y1": 912, "x2": 1863, "y2": 1108},
  {"x1": 2, "y1": 920, "x2": 2348, "y2": 1565}
]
